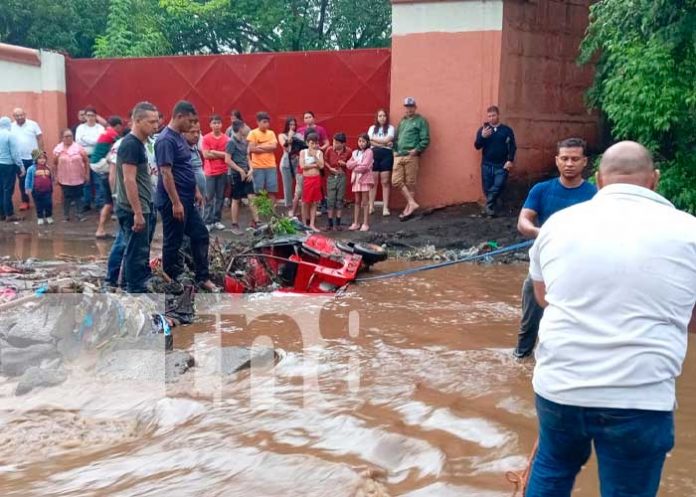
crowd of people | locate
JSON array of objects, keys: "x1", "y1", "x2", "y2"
[{"x1": 1, "y1": 96, "x2": 696, "y2": 497}]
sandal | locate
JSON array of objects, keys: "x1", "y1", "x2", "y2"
[{"x1": 348, "y1": 223, "x2": 360, "y2": 231}]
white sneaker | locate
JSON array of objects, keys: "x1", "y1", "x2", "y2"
[
  {"x1": 214, "y1": 222, "x2": 225, "y2": 231},
  {"x1": 46, "y1": 217, "x2": 54, "y2": 225},
  {"x1": 206, "y1": 224, "x2": 214, "y2": 232},
  {"x1": 37, "y1": 218, "x2": 44, "y2": 226}
]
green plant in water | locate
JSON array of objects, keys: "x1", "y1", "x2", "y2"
[{"x1": 251, "y1": 191, "x2": 298, "y2": 236}]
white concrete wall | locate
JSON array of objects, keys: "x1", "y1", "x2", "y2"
[
  {"x1": 0, "y1": 50, "x2": 65, "y2": 93},
  {"x1": 392, "y1": 0, "x2": 504, "y2": 35}
]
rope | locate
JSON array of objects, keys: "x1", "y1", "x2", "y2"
[
  {"x1": 355, "y1": 240, "x2": 533, "y2": 282},
  {"x1": 505, "y1": 439, "x2": 538, "y2": 497}
]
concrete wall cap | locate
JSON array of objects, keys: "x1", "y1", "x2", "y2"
[{"x1": 0, "y1": 43, "x2": 41, "y2": 67}]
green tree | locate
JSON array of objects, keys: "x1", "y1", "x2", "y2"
[
  {"x1": 94, "y1": 0, "x2": 171, "y2": 57},
  {"x1": 0, "y1": 0, "x2": 108, "y2": 58},
  {"x1": 94, "y1": 0, "x2": 391, "y2": 56},
  {"x1": 579, "y1": 0, "x2": 696, "y2": 212}
]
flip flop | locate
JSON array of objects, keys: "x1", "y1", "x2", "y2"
[
  {"x1": 95, "y1": 233, "x2": 115, "y2": 240},
  {"x1": 399, "y1": 212, "x2": 415, "y2": 222}
]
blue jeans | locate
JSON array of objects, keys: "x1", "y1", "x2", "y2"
[
  {"x1": 82, "y1": 169, "x2": 106, "y2": 209},
  {"x1": 252, "y1": 168, "x2": 278, "y2": 193},
  {"x1": 107, "y1": 209, "x2": 156, "y2": 287},
  {"x1": 481, "y1": 161, "x2": 508, "y2": 211},
  {"x1": 204, "y1": 174, "x2": 227, "y2": 224},
  {"x1": 115, "y1": 207, "x2": 153, "y2": 293},
  {"x1": 527, "y1": 394, "x2": 674, "y2": 497},
  {"x1": 0, "y1": 164, "x2": 17, "y2": 218}
]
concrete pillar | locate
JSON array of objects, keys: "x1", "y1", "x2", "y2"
[
  {"x1": 390, "y1": 0, "x2": 504, "y2": 207},
  {"x1": 0, "y1": 43, "x2": 68, "y2": 205}
]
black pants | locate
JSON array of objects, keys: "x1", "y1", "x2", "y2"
[
  {"x1": 32, "y1": 192, "x2": 53, "y2": 218},
  {"x1": 0, "y1": 164, "x2": 16, "y2": 218},
  {"x1": 160, "y1": 198, "x2": 210, "y2": 283},
  {"x1": 115, "y1": 207, "x2": 152, "y2": 293},
  {"x1": 513, "y1": 275, "x2": 544, "y2": 358},
  {"x1": 481, "y1": 161, "x2": 508, "y2": 211},
  {"x1": 60, "y1": 184, "x2": 83, "y2": 219}
]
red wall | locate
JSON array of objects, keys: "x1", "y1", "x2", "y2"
[{"x1": 66, "y1": 49, "x2": 391, "y2": 199}]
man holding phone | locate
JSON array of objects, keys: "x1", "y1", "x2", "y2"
[{"x1": 474, "y1": 105, "x2": 516, "y2": 216}]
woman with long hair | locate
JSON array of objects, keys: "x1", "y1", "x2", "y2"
[
  {"x1": 279, "y1": 116, "x2": 301, "y2": 217},
  {"x1": 368, "y1": 108, "x2": 395, "y2": 216},
  {"x1": 346, "y1": 133, "x2": 375, "y2": 232}
]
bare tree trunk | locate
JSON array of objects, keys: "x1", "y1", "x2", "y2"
[{"x1": 317, "y1": 0, "x2": 329, "y2": 41}]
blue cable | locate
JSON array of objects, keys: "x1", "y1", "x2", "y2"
[{"x1": 356, "y1": 240, "x2": 534, "y2": 282}]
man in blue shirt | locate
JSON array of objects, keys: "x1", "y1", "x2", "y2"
[
  {"x1": 155, "y1": 101, "x2": 216, "y2": 292},
  {"x1": 474, "y1": 105, "x2": 516, "y2": 217},
  {"x1": 513, "y1": 137, "x2": 597, "y2": 359}
]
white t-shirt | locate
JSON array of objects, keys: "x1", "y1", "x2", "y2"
[
  {"x1": 75, "y1": 122, "x2": 105, "y2": 155},
  {"x1": 530, "y1": 183, "x2": 696, "y2": 411},
  {"x1": 11, "y1": 120, "x2": 42, "y2": 160},
  {"x1": 368, "y1": 124, "x2": 395, "y2": 148}
]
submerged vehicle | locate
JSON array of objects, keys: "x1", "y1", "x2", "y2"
[{"x1": 223, "y1": 233, "x2": 387, "y2": 294}]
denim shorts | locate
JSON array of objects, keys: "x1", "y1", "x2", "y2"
[{"x1": 252, "y1": 168, "x2": 278, "y2": 193}]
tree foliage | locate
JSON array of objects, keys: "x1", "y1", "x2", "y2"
[
  {"x1": 579, "y1": 0, "x2": 696, "y2": 213},
  {"x1": 0, "y1": 0, "x2": 390, "y2": 58},
  {"x1": 94, "y1": 0, "x2": 171, "y2": 57},
  {"x1": 0, "y1": 0, "x2": 109, "y2": 58}
]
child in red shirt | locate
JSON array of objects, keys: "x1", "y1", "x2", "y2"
[
  {"x1": 323, "y1": 132, "x2": 352, "y2": 231},
  {"x1": 201, "y1": 114, "x2": 229, "y2": 231}
]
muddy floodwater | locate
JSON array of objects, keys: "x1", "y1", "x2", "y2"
[{"x1": 1, "y1": 233, "x2": 695, "y2": 496}]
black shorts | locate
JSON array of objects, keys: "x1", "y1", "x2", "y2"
[
  {"x1": 372, "y1": 146, "x2": 394, "y2": 173},
  {"x1": 231, "y1": 173, "x2": 256, "y2": 200}
]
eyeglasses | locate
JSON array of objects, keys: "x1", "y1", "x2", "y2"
[{"x1": 63, "y1": 134, "x2": 73, "y2": 139}]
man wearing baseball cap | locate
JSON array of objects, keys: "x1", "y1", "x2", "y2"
[{"x1": 393, "y1": 97, "x2": 430, "y2": 220}]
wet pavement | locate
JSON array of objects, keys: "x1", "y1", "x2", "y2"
[{"x1": 0, "y1": 230, "x2": 695, "y2": 496}]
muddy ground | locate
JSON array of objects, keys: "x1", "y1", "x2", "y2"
[{"x1": 0, "y1": 202, "x2": 524, "y2": 259}]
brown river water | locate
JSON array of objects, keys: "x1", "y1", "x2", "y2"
[{"x1": 1, "y1": 233, "x2": 695, "y2": 496}]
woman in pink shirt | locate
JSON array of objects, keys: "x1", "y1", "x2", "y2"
[{"x1": 53, "y1": 128, "x2": 89, "y2": 221}]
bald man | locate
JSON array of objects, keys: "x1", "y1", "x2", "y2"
[
  {"x1": 524, "y1": 141, "x2": 696, "y2": 497},
  {"x1": 11, "y1": 108, "x2": 43, "y2": 210}
]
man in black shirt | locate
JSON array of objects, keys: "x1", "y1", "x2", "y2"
[
  {"x1": 113, "y1": 101, "x2": 159, "y2": 293},
  {"x1": 474, "y1": 105, "x2": 517, "y2": 216}
]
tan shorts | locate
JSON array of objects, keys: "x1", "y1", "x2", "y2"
[{"x1": 392, "y1": 155, "x2": 419, "y2": 189}]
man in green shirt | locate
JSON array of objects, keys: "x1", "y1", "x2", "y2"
[{"x1": 393, "y1": 97, "x2": 429, "y2": 220}]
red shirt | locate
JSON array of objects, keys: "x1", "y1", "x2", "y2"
[
  {"x1": 202, "y1": 132, "x2": 229, "y2": 176},
  {"x1": 97, "y1": 127, "x2": 119, "y2": 144},
  {"x1": 324, "y1": 146, "x2": 352, "y2": 175},
  {"x1": 298, "y1": 125, "x2": 329, "y2": 146}
]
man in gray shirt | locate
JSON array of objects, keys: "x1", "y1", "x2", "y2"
[
  {"x1": 113, "y1": 102, "x2": 159, "y2": 293},
  {"x1": 225, "y1": 119, "x2": 259, "y2": 231}
]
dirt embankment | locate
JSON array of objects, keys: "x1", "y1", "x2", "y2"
[{"x1": 0, "y1": 203, "x2": 526, "y2": 260}]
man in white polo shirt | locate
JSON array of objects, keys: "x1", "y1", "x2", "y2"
[
  {"x1": 11, "y1": 107, "x2": 44, "y2": 211},
  {"x1": 525, "y1": 141, "x2": 696, "y2": 497}
]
